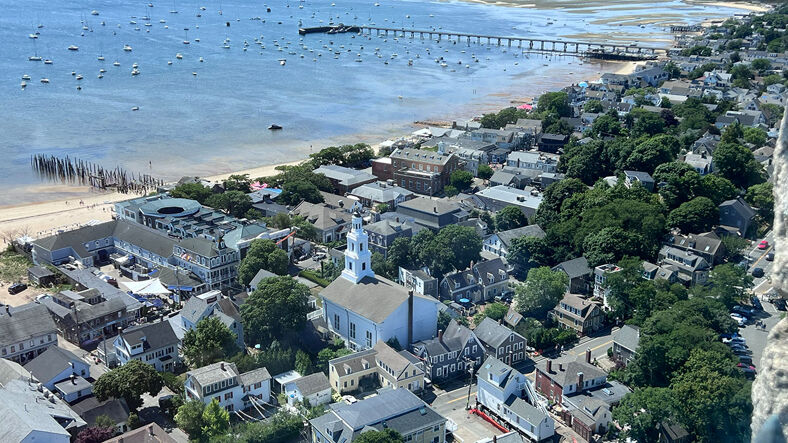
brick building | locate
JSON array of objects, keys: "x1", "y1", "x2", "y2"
[{"x1": 388, "y1": 148, "x2": 461, "y2": 195}]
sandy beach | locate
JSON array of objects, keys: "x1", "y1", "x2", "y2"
[{"x1": 0, "y1": 59, "x2": 643, "y2": 241}]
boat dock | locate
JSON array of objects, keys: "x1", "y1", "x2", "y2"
[{"x1": 299, "y1": 25, "x2": 662, "y2": 60}]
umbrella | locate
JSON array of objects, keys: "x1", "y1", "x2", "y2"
[
  {"x1": 579, "y1": 81, "x2": 589, "y2": 88},
  {"x1": 517, "y1": 104, "x2": 533, "y2": 110}
]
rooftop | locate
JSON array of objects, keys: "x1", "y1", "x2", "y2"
[{"x1": 321, "y1": 275, "x2": 437, "y2": 324}]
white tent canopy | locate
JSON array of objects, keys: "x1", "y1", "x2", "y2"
[{"x1": 119, "y1": 278, "x2": 172, "y2": 295}]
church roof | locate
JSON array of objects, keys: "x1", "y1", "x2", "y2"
[{"x1": 321, "y1": 275, "x2": 437, "y2": 324}]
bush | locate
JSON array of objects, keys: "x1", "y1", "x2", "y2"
[{"x1": 299, "y1": 269, "x2": 331, "y2": 287}]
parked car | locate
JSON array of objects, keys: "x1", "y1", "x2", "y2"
[
  {"x1": 739, "y1": 367, "x2": 757, "y2": 379},
  {"x1": 766, "y1": 251, "x2": 775, "y2": 261},
  {"x1": 774, "y1": 299, "x2": 787, "y2": 311},
  {"x1": 752, "y1": 268, "x2": 764, "y2": 278},
  {"x1": 739, "y1": 355, "x2": 753, "y2": 365},
  {"x1": 730, "y1": 313, "x2": 747, "y2": 326},
  {"x1": 751, "y1": 296, "x2": 762, "y2": 310},
  {"x1": 730, "y1": 345, "x2": 750, "y2": 354},
  {"x1": 733, "y1": 306, "x2": 753, "y2": 316},
  {"x1": 758, "y1": 240, "x2": 769, "y2": 250},
  {"x1": 722, "y1": 337, "x2": 745, "y2": 344},
  {"x1": 8, "y1": 283, "x2": 27, "y2": 295},
  {"x1": 737, "y1": 362, "x2": 756, "y2": 370}
]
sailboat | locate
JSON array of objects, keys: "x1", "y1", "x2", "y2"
[
  {"x1": 183, "y1": 28, "x2": 190, "y2": 44},
  {"x1": 29, "y1": 39, "x2": 42, "y2": 61}
]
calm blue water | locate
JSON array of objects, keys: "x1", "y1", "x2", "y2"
[{"x1": 1, "y1": 0, "x2": 744, "y2": 205}]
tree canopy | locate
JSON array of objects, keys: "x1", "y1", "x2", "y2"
[
  {"x1": 206, "y1": 191, "x2": 253, "y2": 218},
  {"x1": 182, "y1": 317, "x2": 240, "y2": 368},
  {"x1": 514, "y1": 267, "x2": 568, "y2": 319},
  {"x1": 170, "y1": 182, "x2": 212, "y2": 204},
  {"x1": 495, "y1": 206, "x2": 529, "y2": 231},
  {"x1": 667, "y1": 197, "x2": 719, "y2": 234},
  {"x1": 240, "y1": 276, "x2": 310, "y2": 346},
  {"x1": 93, "y1": 360, "x2": 163, "y2": 410},
  {"x1": 237, "y1": 239, "x2": 289, "y2": 286}
]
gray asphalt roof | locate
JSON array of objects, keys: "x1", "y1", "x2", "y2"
[
  {"x1": 554, "y1": 257, "x2": 591, "y2": 279},
  {"x1": 504, "y1": 394, "x2": 549, "y2": 427},
  {"x1": 0, "y1": 359, "x2": 31, "y2": 386},
  {"x1": 71, "y1": 397, "x2": 130, "y2": 428},
  {"x1": 32, "y1": 221, "x2": 117, "y2": 258},
  {"x1": 314, "y1": 165, "x2": 376, "y2": 187},
  {"x1": 54, "y1": 375, "x2": 92, "y2": 395},
  {"x1": 178, "y1": 237, "x2": 220, "y2": 258},
  {"x1": 0, "y1": 303, "x2": 57, "y2": 347},
  {"x1": 321, "y1": 275, "x2": 437, "y2": 324},
  {"x1": 0, "y1": 379, "x2": 85, "y2": 441},
  {"x1": 613, "y1": 325, "x2": 641, "y2": 353},
  {"x1": 292, "y1": 372, "x2": 330, "y2": 396},
  {"x1": 364, "y1": 219, "x2": 412, "y2": 237},
  {"x1": 120, "y1": 320, "x2": 178, "y2": 352},
  {"x1": 328, "y1": 349, "x2": 377, "y2": 375},
  {"x1": 397, "y1": 197, "x2": 460, "y2": 216},
  {"x1": 187, "y1": 362, "x2": 239, "y2": 386},
  {"x1": 326, "y1": 388, "x2": 429, "y2": 430},
  {"x1": 239, "y1": 367, "x2": 271, "y2": 386},
  {"x1": 23, "y1": 346, "x2": 86, "y2": 384},
  {"x1": 474, "y1": 317, "x2": 521, "y2": 349},
  {"x1": 495, "y1": 225, "x2": 546, "y2": 247},
  {"x1": 535, "y1": 357, "x2": 606, "y2": 388}
]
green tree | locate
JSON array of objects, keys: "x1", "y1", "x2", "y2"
[
  {"x1": 631, "y1": 109, "x2": 666, "y2": 137},
  {"x1": 371, "y1": 251, "x2": 395, "y2": 280},
  {"x1": 577, "y1": 199, "x2": 666, "y2": 259},
  {"x1": 241, "y1": 276, "x2": 310, "y2": 346},
  {"x1": 170, "y1": 182, "x2": 212, "y2": 204},
  {"x1": 667, "y1": 197, "x2": 719, "y2": 234},
  {"x1": 534, "y1": 178, "x2": 588, "y2": 228},
  {"x1": 234, "y1": 411, "x2": 304, "y2": 442},
  {"x1": 443, "y1": 185, "x2": 459, "y2": 197},
  {"x1": 712, "y1": 142, "x2": 765, "y2": 188},
  {"x1": 477, "y1": 164, "x2": 494, "y2": 180},
  {"x1": 589, "y1": 114, "x2": 622, "y2": 138},
  {"x1": 295, "y1": 349, "x2": 313, "y2": 375},
  {"x1": 613, "y1": 388, "x2": 677, "y2": 442},
  {"x1": 238, "y1": 239, "x2": 289, "y2": 286},
  {"x1": 495, "y1": 206, "x2": 528, "y2": 231},
  {"x1": 279, "y1": 180, "x2": 324, "y2": 206},
  {"x1": 424, "y1": 225, "x2": 482, "y2": 276},
  {"x1": 475, "y1": 302, "x2": 509, "y2": 324},
  {"x1": 94, "y1": 414, "x2": 116, "y2": 429},
  {"x1": 583, "y1": 99, "x2": 604, "y2": 113},
  {"x1": 670, "y1": 349, "x2": 751, "y2": 442},
  {"x1": 537, "y1": 92, "x2": 571, "y2": 117},
  {"x1": 354, "y1": 429, "x2": 405, "y2": 443},
  {"x1": 742, "y1": 127, "x2": 767, "y2": 147},
  {"x1": 696, "y1": 174, "x2": 738, "y2": 205},
  {"x1": 201, "y1": 399, "x2": 230, "y2": 440},
  {"x1": 583, "y1": 227, "x2": 649, "y2": 267},
  {"x1": 698, "y1": 263, "x2": 753, "y2": 308},
  {"x1": 450, "y1": 170, "x2": 474, "y2": 191},
  {"x1": 625, "y1": 134, "x2": 679, "y2": 174},
  {"x1": 745, "y1": 182, "x2": 774, "y2": 221},
  {"x1": 507, "y1": 235, "x2": 551, "y2": 276},
  {"x1": 653, "y1": 162, "x2": 703, "y2": 209},
  {"x1": 182, "y1": 317, "x2": 239, "y2": 368},
  {"x1": 93, "y1": 360, "x2": 163, "y2": 410},
  {"x1": 515, "y1": 267, "x2": 568, "y2": 318},
  {"x1": 375, "y1": 203, "x2": 389, "y2": 214},
  {"x1": 223, "y1": 174, "x2": 252, "y2": 192},
  {"x1": 206, "y1": 191, "x2": 253, "y2": 218},
  {"x1": 480, "y1": 107, "x2": 529, "y2": 129},
  {"x1": 721, "y1": 121, "x2": 744, "y2": 144}
]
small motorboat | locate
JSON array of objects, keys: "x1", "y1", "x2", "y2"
[
  {"x1": 113, "y1": 61, "x2": 121, "y2": 66},
  {"x1": 131, "y1": 106, "x2": 139, "y2": 111},
  {"x1": 22, "y1": 74, "x2": 31, "y2": 80},
  {"x1": 76, "y1": 74, "x2": 83, "y2": 80},
  {"x1": 91, "y1": 10, "x2": 99, "y2": 15},
  {"x1": 68, "y1": 45, "x2": 79, "y2": 51},
  {"x1": 40, "y1": 78, "x2": 50, "y2": 83},
  {"x1": 44, "y1": 59, "x2": 53, "y2": 64},
  {"x1": 176, "y1": 53, "x2": 183, "y2": 59},
  {"x1": 123, "y1": 45, "x2": 132, "y2": 51},
  {"x1": 279, "y1": 59, "x2": 286, "y2": 65},
  {"x1": 268, "y1": 124, "x2": 282, "y2": 130},
  {"x1": 29, "y1": 55, "x2": 42, "y2": 61},
  {"x1": 21, "y1": 81, "x2": 27, "y2": 88}
]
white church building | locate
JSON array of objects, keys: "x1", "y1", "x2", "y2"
[{"x1": 321, "y1": 210, "x2": 440, "y2": 350}]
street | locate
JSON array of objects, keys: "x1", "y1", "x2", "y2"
[
  {"x1": 744, "y1": 230, "x2": 775, "y2": 289},
  {"x1": 429, "y1": 383, "x2": 506, "y2": 442}
]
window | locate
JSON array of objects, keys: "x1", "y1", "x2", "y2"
[
  {"x1": 224, "y1": 392, "x2": 233, "y2": 400},
  {"x1": 366, "y1": 331, "x2": 372, "y2": 348},
  {"x1": 437, "y1": 367, "x2": 442, "y2": 376},
  {"x1": 362, "y1": 263, "x2": 366, "y2": 271},
  {"x1": 350, "y1": 323, "x2": 356, "y2": 339},
  {"x1": 360, "y1": 243, "x2": 363, "y2": 251},
  {"x1": 333, "y1": 314, "x2": 340, "y2": 330}
]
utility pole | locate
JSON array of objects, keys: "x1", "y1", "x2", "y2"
[{"x1": 465, "y1": 358, "x2": 474, "y2": 410}]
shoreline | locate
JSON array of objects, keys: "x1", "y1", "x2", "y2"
[{"x1": 0, "y1": 59, "x2": 641, "y2": 239}]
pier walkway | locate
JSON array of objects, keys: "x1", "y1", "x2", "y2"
[{"x1": 299, "y1": 24, "x2": 662, "y2": 60}]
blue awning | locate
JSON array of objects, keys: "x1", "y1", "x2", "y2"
[{"x1": 167, "y1": 285, "x2": 194, "y2": 291}]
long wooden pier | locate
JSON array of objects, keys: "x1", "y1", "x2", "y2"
[{"x1": 299, "y1": 24, "x2": 662, "y2": 59}]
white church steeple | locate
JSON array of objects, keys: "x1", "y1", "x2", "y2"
[{"x1": 341, "y1": 209, "x2": 375, "y2": 284}]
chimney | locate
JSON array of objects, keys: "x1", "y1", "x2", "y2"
[
  {"x1": 220, "y1": 362, "x2": 225, "y2": 371},
  {"x1": 577, "y1": 372, "x2": 584, "y2": 390},
  {"x1": 493, "y1": 436, "x2": 497, "y2": 443},
  {"x1": 407, "y1": 290, "x2": 414, "y2": 347},
  {"x1": 546, "y1": 360, "x2": 552, "y2": 373},
  {"x1": 433, "y1": 206, "x2": 437, "y2": 213},
  {"x1": 559, "y1": 363, "x2": 564, "y2": 372},
  {"x1": 585, "y1": 348, "x2": 591, "y2": 364},
  {"x1": 438, "y1": 329, "x2": 444, "y2": 343},
  {"x1": 71, "y1": 374, "x2": 76, "y2": 385},
  {"x1": 5, "y1": 306, "x2": 10, "y2": 316},
  {"x1": 148, "y1": 425, "x2": 155, "y2": 436}
]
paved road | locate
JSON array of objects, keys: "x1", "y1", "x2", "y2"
[
  {"x1": 745, "y1": 231, "x2": 774, "y2": 288},
  {"x1": 430, "y1": 383, "x2": 506, "y2": 442}
]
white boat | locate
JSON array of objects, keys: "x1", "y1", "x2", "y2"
[
  {"x1": 44, "y1": 59, "x2": 53, "y2": 64},
  {"x1": 71, "y1": 71, "x2": 76, "y2": 75},
  {"x1": 97, "y1": 74, "x2": 103, "y2": 78},
  {"x1": 131, "y1": 69, "x2": 140, "y2": 75},
  {"x1": 160, "y1": 19, "x2": 166, "y2": 23},
  {"x1": 40, "y1": 78, "x2": 49, "y2": 83},
  {"x1": 113, "y1": 61, "x2": 120, "y2": 66},
  {"x1": 130, "y1": 20, "x2": 137, "y2": 24},
  {"x1": 222, "y1": 44, "x2": 230, "y2": 49},
  {"x1": 76, "y1": 74, "x2": 83, "y2": 80},
  {"x1": 68, "y1": 45, "x2": 79, "y2": 51},
  {"x1": 175, "y1": 53, "x2": 183, "y2": 59},
  {"x1": 192, "y1": 71, "x2": 197, "y2": 76},
  {"x1": 123, "y1": 45, "x2": 132, "y2": 51},
  {"x1": 195, "y1": 38, "x2": 200, "y2": 42},
  {"x1": 279, "y1": 59, "x2": 286, "y2": 65},
  {"x1": 199, "y1": 57, "x2": 204, "y2": 62},
  {"x1": 98, "y1": 55, "x2": 105, "y2": 61},
  {"x1": 168, "y1": 60, "x2": 172, "y2": 65},
  {"x1": 91, "y1": 10, "x2": 99, "y2": 15},
  {"x1": 22, "y1": 74, "x2": 31, "y2": 80},
  {"x1": 29, "y1": 33, "x2": 38, "y2": 39},
  {"x1": 132, "y1": 63, "x2": 139, "y2": 69},
  {"x1": 21, "y1": 81, "x2": 27, "y2": 88},
  {"x1": 131, "y1": 106, "x2": 139, "y2": 111},
  {"x1": 100, "y1": 68, "x2": 106, "y2": 73},
  {"x1": 183, "y1": 40, "x2": 190, "y2": 44}
]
